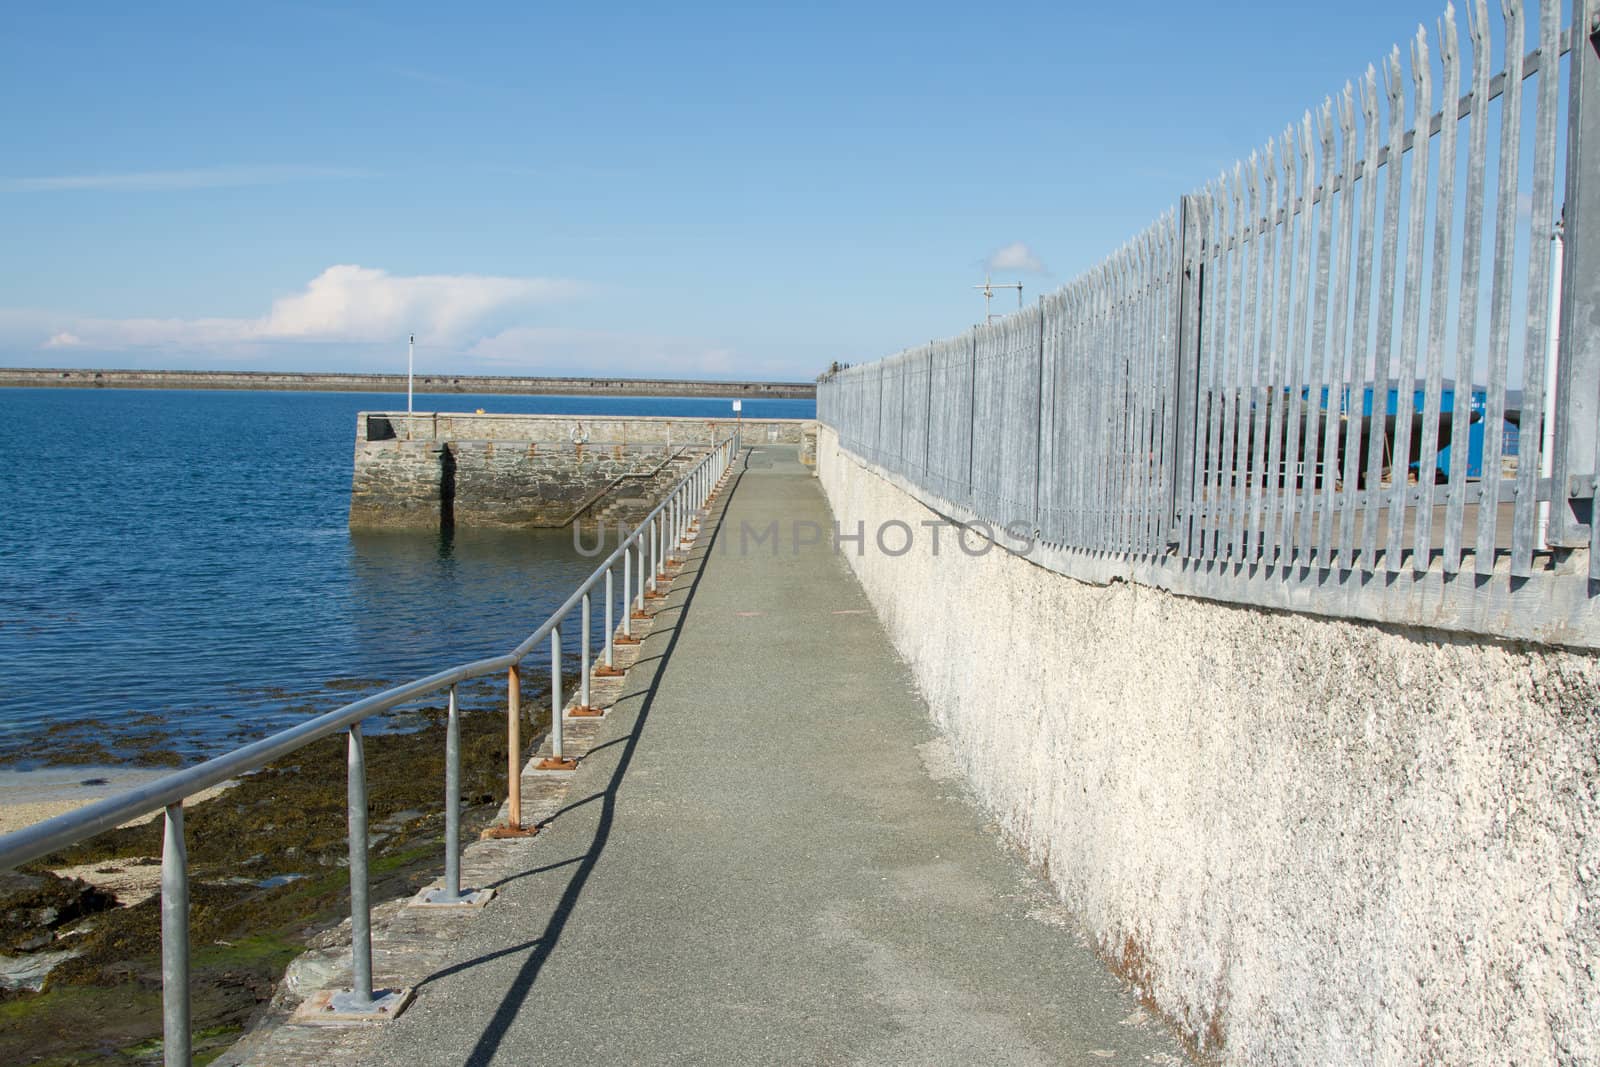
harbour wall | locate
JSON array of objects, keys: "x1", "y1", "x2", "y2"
[
  {"x1": 815, "y1": 425, "x2": 1600, "y2": 1066},
  {"x1": 352, "y1": 413, "x2": 814, "y2": 529},
  {"x1": 0, "y1": 367, "x2": 817, "y2": 399}
]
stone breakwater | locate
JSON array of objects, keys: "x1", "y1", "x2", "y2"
[
  {"x1": 0, "y1": 367, "x2": 816, "y2": 399},
  {"x1": 350, "y1": 412, "x2": 816, "y2": 529}
]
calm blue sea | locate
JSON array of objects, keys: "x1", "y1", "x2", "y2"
[{"x1": 0, "y1": 388, "x2": 812, "y2": 764}]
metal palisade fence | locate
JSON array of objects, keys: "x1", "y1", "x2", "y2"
[{"x1": 820, "y1": 0, "x2": 1600, "y2": 648}]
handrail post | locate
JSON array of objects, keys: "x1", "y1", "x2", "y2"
[
  {"x1": 603, "y1": 568, "x2": 615, "y2": 666},
  {"x1": 507, "y1": 665, "x2": 522, "y2": 828},
  {"x1": 646, "y1": 518, "x2": 658, "y2": 594},
  {"x1": 443, "y1": 685, "x2": 461, "y2": 899},
  {"x1": 533, "y1": 626, "x2": 576, "y2": 771},
  {"x1": 579, "y1": 592, "x2": 591, "y2": 710},
  {"x1": 161, "y1": 802, "x2": 189, "y2": 1067},
  {"x1": 551, "y1": 625, "x2": 563, "y2": 757},
  {"x1": 324, "y1": 721, "x2": 409, "y2": 1017},
  {"x1": 347, "y1": 724, "x2": 373, "y2": 1008},
  {"x1": 622, "y1": 544, "x2": 635, "y2": 636},
  {"x1": 671, "y1": 493, "x2": 681, "y2": 559},
  {"x1": 655, "y1": 514, "x2": 666, "y2": 580},
  {"x1": 423, "y1": 681, "x2": 494, "y2": 900},
  {"x1": 636, "y1": 527, "x2": 646, "y2": 608}
]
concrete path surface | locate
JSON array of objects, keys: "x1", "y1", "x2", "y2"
[{"x1": 333, "y1": 446, "x2": 1190, "y2": 1066}]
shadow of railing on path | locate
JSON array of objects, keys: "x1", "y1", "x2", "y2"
[{"x1": 426, "y1": 450, "x2": 753, "y2": 1067}]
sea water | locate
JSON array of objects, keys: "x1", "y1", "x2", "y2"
[{"x1": 0, "y1": 387, "x2": 811, "y2": 763}]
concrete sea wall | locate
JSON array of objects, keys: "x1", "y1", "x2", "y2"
[{"x1": 815, "y1": 426, "x2": 1600, "y2": 1066}]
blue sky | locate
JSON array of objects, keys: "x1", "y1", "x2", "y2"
[{"x1": 0, "y1": 0, "x2": 1511, "y2": 380}]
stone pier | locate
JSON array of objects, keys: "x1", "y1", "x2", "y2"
[{"x1": 348, "y1": 412, "x2": 815, "y2": 529}]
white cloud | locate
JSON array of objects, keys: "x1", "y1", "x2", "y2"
[
  {"x1": 29, "y1": 265, "x2": 582, "y2": 352},
  {"x1": 0, "y1": 165, "x2": 368, "y2": 193},
  {"x1": 986, "y1": 241, "x2": 1047, "y2": 274},
  {"x1": 470, "y1": 326, "x2": 767, "y2": 379},
  {"x1": 0, "y1": 276, "x2": 825, "y2": 379}
]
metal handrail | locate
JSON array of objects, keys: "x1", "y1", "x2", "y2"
[{"x1": 0, "y1": 428, "x2": 741, "y2": 1067}]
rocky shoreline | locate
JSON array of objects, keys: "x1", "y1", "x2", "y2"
[{"x1": 0, "y1": 690, "x2": 546, "y2": 1066}]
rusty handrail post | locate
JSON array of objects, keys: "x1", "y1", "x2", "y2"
[{"x1": 506, "y1": 665, "x2": 522, "y2": 829}]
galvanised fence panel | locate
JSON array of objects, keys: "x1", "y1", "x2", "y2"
[
  {"x1": 817, "y1": 0, "x2": 1598, "y2": 643},
  {"x1": 1034, "y1": 217, "x2": 1181, "y2": 555},
  {"x1": 926, "y1": 333, "x2": 976, "y2": 509},
  {"x1": 877, "y1": 352, "x2": 908, "y2": 473},
  {"x1": 899, "y1": 344, "x2": 933, "y2": 483},
  {"x1": 971, "y1": 308, "x2": 1043, "y2": 528},
  {"x1": 1175, "y1": 0, "x2": 1569, "y2": 580}
]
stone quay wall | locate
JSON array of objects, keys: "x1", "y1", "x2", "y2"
[
  {"x1": 351, "y1": 413, "x2": 816, "y2": 529},
  {"x1": 815, "y1": 424, "x2": 1600, "y2": 1067},
  {"x1": 363, "y1": 412, "x2": 809, "y2": 446}
]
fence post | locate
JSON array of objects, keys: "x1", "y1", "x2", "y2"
[
  {"x1": 1032, "y1": 302, "x2": 1048, "y2": 534},
  {"x1": 1550, "y1": 1, "x2": 1600, "y2": 557},
  {"x1": 1169, "y1": 193, "x2": 1208, "y2": 549},
  {"x1": 966, "y1": 327, "x2": 978, "y2": 505}
]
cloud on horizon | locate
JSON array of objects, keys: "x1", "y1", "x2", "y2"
[
  {"x1": 470, "y1": 326, "x2": 771, "y2": 378},
  {"x1": 26, "y1": 265, "x2": 582, "y2": 352},
  {"x1": 985, "y1": 241, "x2": 1047, "y2": 275},
  {"x1": 0, "y1": 165, "x2": 370, "y2": 193}
]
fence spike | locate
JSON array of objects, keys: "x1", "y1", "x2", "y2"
[{"x1": 1474, "y1": 0, "x2": 1525, "y2": 574}]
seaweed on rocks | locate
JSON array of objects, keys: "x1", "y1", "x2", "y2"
[{"x1": 0, "y1": 692, "x2": 548, "y2": 1066}]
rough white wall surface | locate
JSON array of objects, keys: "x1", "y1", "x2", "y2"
[{"x1": 816, "y1": 427, "x2": 1600, "y2": 1066}]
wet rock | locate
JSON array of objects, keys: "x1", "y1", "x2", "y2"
[
  {"x1": 0, "y1": 871, "x2": 115, "y2": 954},
  {"x1": 0, "y1": 948, "x2": 82, "y2": 992}
]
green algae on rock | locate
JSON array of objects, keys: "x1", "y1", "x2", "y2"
[{"x1": 1, "y1": 693, "x2": 546, "y2": 1067}]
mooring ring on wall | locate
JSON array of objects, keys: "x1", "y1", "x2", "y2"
[{"x1": 570, "y1": 422, "x2": 590, "y2": 444}]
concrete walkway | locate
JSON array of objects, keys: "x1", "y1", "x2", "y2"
[{"x1": 334, "y1": 446, "x2": 1189, "y2": 1066}]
